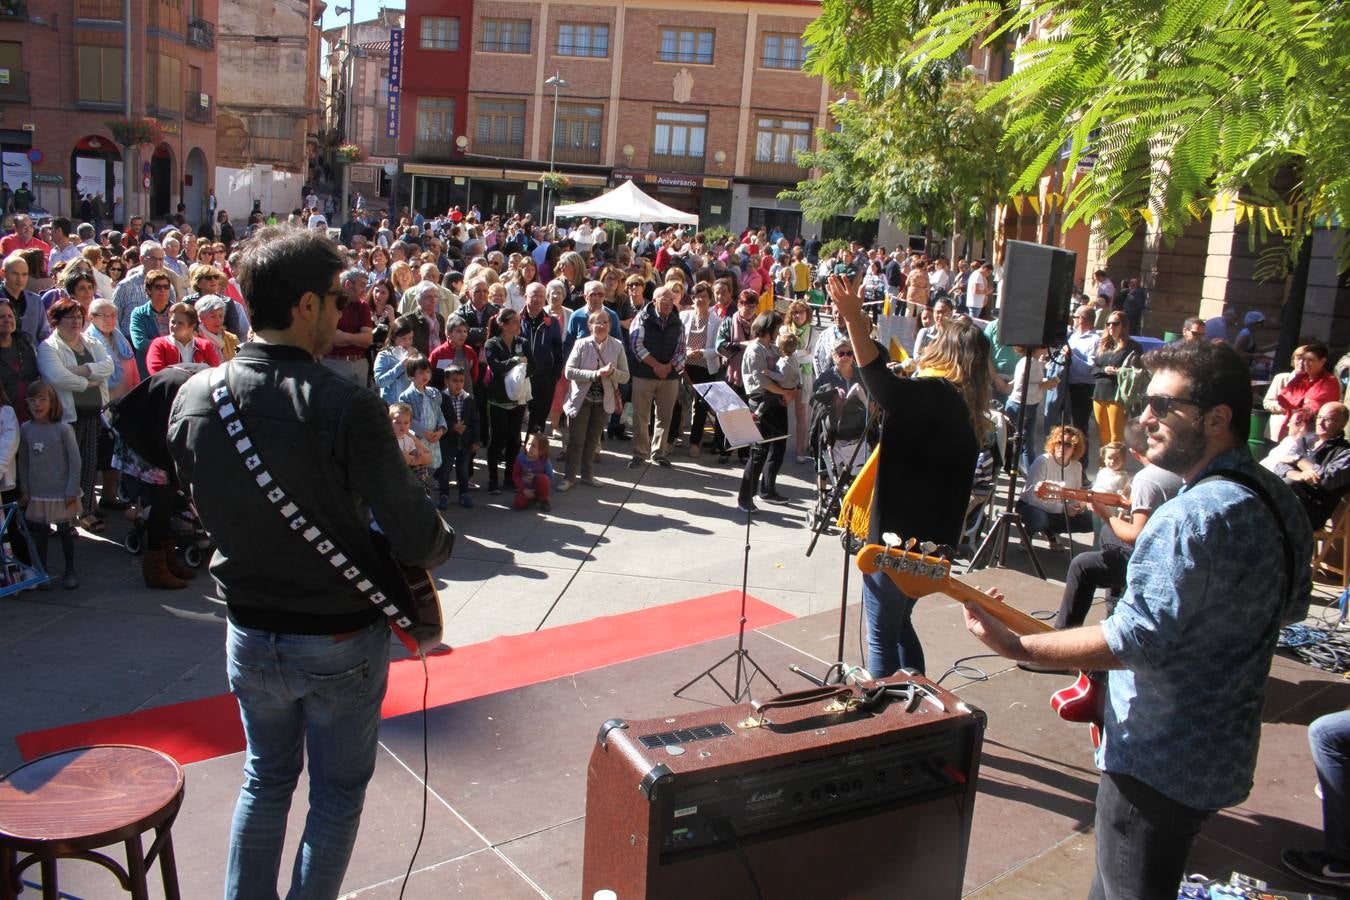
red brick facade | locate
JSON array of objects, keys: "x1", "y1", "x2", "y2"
[{"x1": 1, "y1": 0, "x2": 218, "y2": 226}]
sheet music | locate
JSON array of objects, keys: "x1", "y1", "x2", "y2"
[{"x1": 691, "y1": 381, "x2": 769, "y2": 449}]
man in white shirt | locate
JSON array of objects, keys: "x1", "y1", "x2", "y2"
[
  {"x1": 47, "y1": 218, "x2": 82, "y2": 271},
  {"x1": 966, "y1": 261, "x2": 992, "y2": 317}
]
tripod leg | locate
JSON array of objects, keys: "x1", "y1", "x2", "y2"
[
  {"x1": 969, "y1": 513, "x2": 1010, "y2": 571},
  {"x1": 1010, "y1": 515, "x2": 1046, "y2": 579}
]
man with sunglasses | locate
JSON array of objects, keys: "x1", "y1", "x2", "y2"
[
  {"x1": 963, "y1": 341, "x2": 1311, "y2": 899},
  {"x1": 168, "y1": 228, "x2": 452, "y2": 899},
  {"x1": 113, "y1": 239, "x2": 172, "y2": 339},
  {"x1": 320, "y1": 268, "x2": 373, "y2": 387}
]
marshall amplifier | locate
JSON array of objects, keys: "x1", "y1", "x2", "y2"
[{"x1": 582, "y1": 675, "x2": 986, "y2": 899}]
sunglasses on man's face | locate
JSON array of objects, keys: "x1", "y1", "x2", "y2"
[{"x1": 1143, "y1": 394, "x2": 1203, "y2": 419}]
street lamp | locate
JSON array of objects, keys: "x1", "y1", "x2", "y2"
[
  {"x1": 543, "y1": 72, "x2": 569, "y2": 225},
  {"x1": 337, "y1": 4, "x2": 355, "y2": 224}
]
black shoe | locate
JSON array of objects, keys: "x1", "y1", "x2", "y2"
[
  {"x1": 654, "y1": 457, "x2": 672, "y2": 468},
  {"x1": 540, "y1": 501, "x2": 552, "y2": 512},
  {"x1": 759, "y1": 491, "x2": 790, "y2": 503},
  {"x1": 627, "y1": 457, "x2": 643, "y2": 469},
  {"x1": 1281, "y1": 848, "x2": 1350, "y2": 887},
  {"x1": 718, "y1": 452, "x2": 731, "y2": 464}
]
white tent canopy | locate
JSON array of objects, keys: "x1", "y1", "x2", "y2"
[{"x1": 552, "y1": 179, "x2": 698, "y2": 227}]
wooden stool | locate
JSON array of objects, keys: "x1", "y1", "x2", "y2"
[{"x1": 0, "y1": 745, "x2": 184, "y2": 900}]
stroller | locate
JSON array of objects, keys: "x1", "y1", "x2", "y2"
[
  {"x1": 121, "y1": 478, "x2": 212, "y2": 568},
  {"x1": 805, "y1": 376, "x2": 873, "y2": 534}
]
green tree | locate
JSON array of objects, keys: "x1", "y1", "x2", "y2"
[
  {"x1": 804, "y1": 0, "x2": 1350, "y2": 271},
  {"x1": 782, "y1": 72, "x2": 1016, "y2": 258}
]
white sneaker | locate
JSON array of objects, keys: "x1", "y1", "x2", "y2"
[{"x1": 557, "y1": 480, "x2": 575, "y2": 493}]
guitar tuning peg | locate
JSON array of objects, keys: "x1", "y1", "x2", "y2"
[
  {"x1": 882, "y1": 531, "x2": 902, "y2": 550},
  {"x1": 919, "y1": 540, "x2": 938, "y2": 555},
  {"x1": 904, "y1": 537, "x2": 918, "y2": 552}
]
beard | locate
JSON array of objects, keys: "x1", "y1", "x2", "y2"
[{"x1": 1146, "y1": 420, "x2": 1208, "y2": 475}]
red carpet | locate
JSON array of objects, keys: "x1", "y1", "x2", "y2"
[{"x1": 15, "y1": 591, "x2": 791, "y2": 765}]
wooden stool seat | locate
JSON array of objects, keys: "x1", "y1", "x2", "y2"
[{"x1": 0, "y1": 745, "x2": 184, "y2": 900}]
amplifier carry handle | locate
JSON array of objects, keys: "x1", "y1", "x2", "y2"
[{"x1": 741, "y1": 685, "x2": 854, "y2": 727}]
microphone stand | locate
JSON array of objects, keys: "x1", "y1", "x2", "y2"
[
  {"x1": 969, "y1": 345, "x2": 1045, "y2": 577},
  {"x1": 799, "y1": 394, "x2": 883, "y2": 687}
]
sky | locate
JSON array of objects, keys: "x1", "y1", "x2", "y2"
[{"x1": 319, "y1": 0, "x2": 403, "y2": 32}]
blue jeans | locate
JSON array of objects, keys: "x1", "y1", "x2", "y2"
[
  {"x1": 862, "y1": 570, "x2": 924, "y2": 677},
  {"x1": 1311, "y1": 710, "x2": 1350, "y2": 859},
  {"x1": 225, "y1": 618, "x2": 391, "y2": 900},
  {"x1": 1004, "y1": 400, "x2": 1038, "y2": 473},
  {"x1": 1017, "y1": 500, "x2": 1093, "y2": 537}
]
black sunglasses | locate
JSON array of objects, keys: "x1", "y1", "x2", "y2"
[{"x1": 1143, "y1": 394, "x2": 1203, "y2": 418}]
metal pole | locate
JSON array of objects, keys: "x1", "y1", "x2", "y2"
[
  {"x1": 123, "y1": 0, "x2": 133, "y2": 225},
  {"x1": 338, "y1": 6, "x2": 355, "y2": 225}
]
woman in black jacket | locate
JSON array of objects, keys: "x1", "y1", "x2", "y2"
[{"x1": 481, "y1": 308, "x2": 532, "y2": 494}]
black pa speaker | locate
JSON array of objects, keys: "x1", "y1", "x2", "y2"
[{"x1": 998, "y1": 240, "x2": 1077, "y2": 347}]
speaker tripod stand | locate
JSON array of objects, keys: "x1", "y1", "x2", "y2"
[{"x1": 968, "y1": 347, "x2": 1045, "y2": 577}]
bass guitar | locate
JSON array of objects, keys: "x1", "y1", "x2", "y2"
[
  {"x1": 1033, "y1": 481, "x2": 1128, "y2": 510},
  {"x1": 855, "y1": 540, "x2": 1105, "y2": 747}
]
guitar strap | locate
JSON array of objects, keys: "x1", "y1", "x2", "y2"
[
  {"x1": 207, "y1": 368, "x2": 417, "y2": 631},
  {"x1": 1199, "y1": 468, "x2": 1295, "y2": 597}
]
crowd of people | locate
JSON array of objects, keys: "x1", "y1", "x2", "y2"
[{"x1": 2, "y1": 197, "x2": 1348, "y2": 897}]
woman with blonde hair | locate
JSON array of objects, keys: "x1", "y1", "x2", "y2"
[
  {"x1": 389, "y1": 260, "x2": 417, "y2": 301},
  {"x1": 557, "y1": 250, "x2": 588, "y2": 308},
  {"x1": 506, "y1": 256, "x2": 538, "y2": 313},
  {"x1": 827, "y1": 274, "x2": 991, "y2": 677}
]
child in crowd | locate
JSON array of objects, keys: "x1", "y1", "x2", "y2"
[
  {"x1": 439, "y1": 365, "x2": 480, "y2": 509},
  {"x1": 512, "y1": 432, "x2": 554, "y2": 512},
  {"x1": 373, "y1": 319, "x2": 416, "y2": 404},
  {"x1": 1092, "y1": 441, "x2": 1132, "y2": 495},
  {"x1": 398, "y1": 356, "x2": 446, "y2": 496},
  {"x1": 390, "y1": 402, "x2": 433, "y2": 487},
  {"x1": 1261, "y1": 407, "x2": 1314, "y2": 473},
  {"x1": 18, "y1": 381, "x2": 82, "y2": 590}
]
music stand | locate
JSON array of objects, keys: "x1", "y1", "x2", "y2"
[
  {"x1": 673, "y1": 382, "x2": 781, "y2": 704},
  {"x1": 968, "y1": 347, "x2": 1045, "y2": 577}
]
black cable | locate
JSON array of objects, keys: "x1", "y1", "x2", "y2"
[
  {"x1": 712, "y1": 818, "x2": 765, "y2": 900},
  {"x1": 397, "y1": 655, "x2": 431, "y2": 900},
  {"x1": 935, "y1": 652, "x2": 1004, "y2": 687}
]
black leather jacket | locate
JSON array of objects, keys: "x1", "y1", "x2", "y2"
[{"x1": 168, "y1": 342, "x2": 454, "y2": 633}]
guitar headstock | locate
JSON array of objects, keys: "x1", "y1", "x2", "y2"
[
  {"x1": 1033, "y1": 481, "x2": 1063, "y2": 502},
  {"x1": 856, "y1": 539, "x2": 952, "y2": 598}
]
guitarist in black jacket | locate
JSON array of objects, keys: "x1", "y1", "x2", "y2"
[{"x1": 168, "y1": 228, "x2": 453, "y2": 899}]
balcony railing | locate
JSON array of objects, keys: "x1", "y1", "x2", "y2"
[
  {"x1": 0, "y1": 0, "x2": 28, "y2": 19},
  {"x1": 187, "y1": 16, "x2": 215, "y2": 49},
  {"x1": 749, "y1": 159, "x2": 807, "y2": 182},
  {"x1": 185, "y1": 90, "x2": 214, "y2": 123},
  {"x1": 146, "y1": 100, "x2": 181, "y2": 120},
  {"x1": 649, "y1": 152, "x2": 705, "y2": 174},
  {"x1": 474, "y1": 140, "x2": 525, "y2": 159},
  {"x1": 371, "y1": 132, "x2": 399, "y2": 158},
  {"x1": 551, "y1": 143, "x2": 602, "y2": 165},
  {"x1": 476, "y1": 40, "x2": 531, "y2": 54},
  {"x1": 0, "y1": 70, "x2": 31, "y2": 104},
  {"x1": 414, "y1": 138, "x2": 456, "y2": 158}
]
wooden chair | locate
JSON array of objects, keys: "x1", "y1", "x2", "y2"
[{"x1": 1313, "y1": 495, "x2": 1350, "y2": 589}]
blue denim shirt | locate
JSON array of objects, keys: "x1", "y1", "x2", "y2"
[{"x1": 1099, "y1": 447, "x2": 1312, "y2": 810}]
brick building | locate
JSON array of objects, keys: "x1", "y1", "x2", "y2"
[
  {"x1": 394, "y1": 0, "x2": 828, "y2": 233},
  {"x1": 0, "y1": 0, "x2": 218, "y2": 227},
  {"x1": 322, "y1": 8, "x2": 404, "y2": 212},
  {"x1": 215, "y1": 0, "x2": 327, "y2": 220}
]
